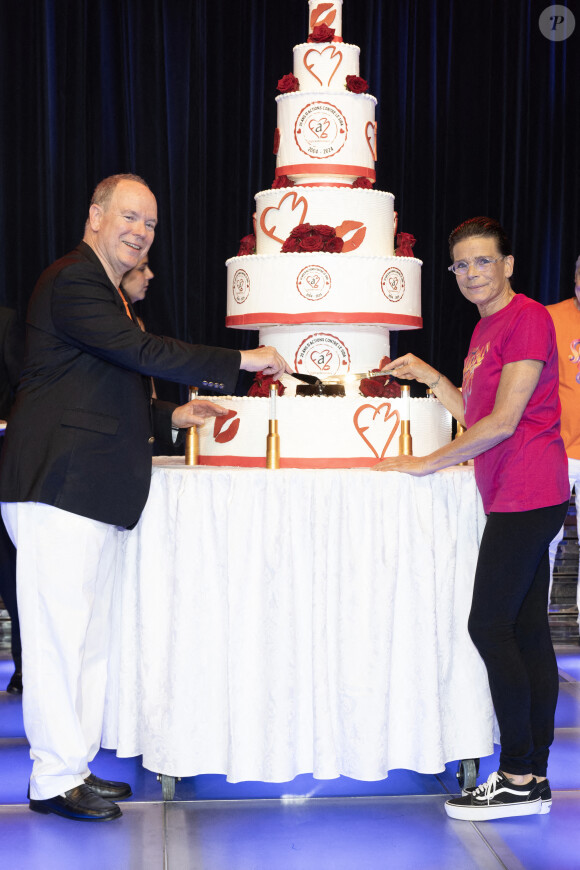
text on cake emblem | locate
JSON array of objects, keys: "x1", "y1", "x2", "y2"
[
  {"x1": 296, "y1": 265, "x2": 332, "y2": 301},
  {"x1": 232, "y1": 269, "x2": 251, "y2": 304},
  {"x1": 294, "y1": 102, "x2": 348, "y2": 159},
  {"x1": 381, "y1": 267, "x2": 405, "y2": 302}
]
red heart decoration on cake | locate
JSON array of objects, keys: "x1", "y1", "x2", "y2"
[
  {"x1": 304, "y1": 47, "x2": 343, "y2": 87},
  {"x1": 365, "y1": 122, "x2": 377, "y2": 161},
  {"x1": 310, "y1": 349, "x2": 333, "y2": 371},
  {"x1": 308, "y1": 116, "x2": 331, "y2": 139},
  {"x1": 214, "y1": 410, "x2": 240, "y2": 444},
  {"x1": 310, "y1": 3, "x2": 337, "y2": 29},
  {"x1": 260, "y1": 192, "x2": 309, "y2": 245},
  {"x1": 353, "y1": 402, "x2": 400, "y2": 459}
]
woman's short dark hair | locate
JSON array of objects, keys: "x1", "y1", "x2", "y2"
[{"x1": 448, "y1": 217, "x2": 512, "y2": 259}]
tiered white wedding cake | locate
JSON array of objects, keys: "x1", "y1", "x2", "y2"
[{"x1": 197, "y1": 0, "x2": 451, "y2": 467}]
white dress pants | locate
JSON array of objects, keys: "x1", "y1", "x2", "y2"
[
  {"x1": 548, "y1": 456, "x2": 580, "y2": 623},
  {"x1": 1, "y1": 501, "x2": 118, "y2": 800}
]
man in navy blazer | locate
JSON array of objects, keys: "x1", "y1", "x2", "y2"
[{"x1": 0, "y1": 173, "x2": 288, "y2": 821}]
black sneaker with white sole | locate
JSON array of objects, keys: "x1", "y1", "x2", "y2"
[
  {"x1": 445, "y1": 770, "x2": 542, "y2": 821},
  {"x1": 535, "y1": 778, "x2": 552, "y2": 814}
]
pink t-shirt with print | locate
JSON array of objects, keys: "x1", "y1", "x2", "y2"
[{"x1": 462, "y1": 293, "x2": 569, "y2": 514}]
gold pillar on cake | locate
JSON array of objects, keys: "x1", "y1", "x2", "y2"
[
  {"x1": 454, "y1": 421, "x2": 469, "y2": 466},
  {"x1": 185, "y1": 387, "x2": 199, "y2": 466},
  {"x1": 266, "y1": 383, "x2": 280, "y2": 469},
  {"x1": 398, "y1": 385, "x2": 413, "y2": 456}
]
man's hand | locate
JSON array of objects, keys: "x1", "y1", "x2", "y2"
[
  {"x1": 171, "y1": 400, "x2": 229, "y2": 429},
  {"x1": 240, "y1": 346, "x2": 292, "y2": 379}
]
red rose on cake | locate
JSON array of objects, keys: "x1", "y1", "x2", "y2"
[
  {"x1": 281, "y1": 224, "x2": 344, "y2": 253},
  {"x1": 345, "y1": 75, "x2": 369, "y2": 94},
  {"x1": 395, "y1": 233, "x2": 416, "y2": 257},
  {"x1": 248, "y1": 372, "x2": 286, "y2": 398},
  {"x1": 272, "y1": 175, "x2": 294, "y2": 189},
  {"x1": 277, "y1": 73, "x2": 300, "y2": 93},
  {"x1": 308, "y1": 23, "x2": 335, "y2": 43},
  {"x1": 360, "y1": 358, "x2": 401, "y2": 398},
  {"x1": 352, "y1": 177, "x2": 373, "y2": 189},
  {"x1": 237, "y1": 234, "x2": 256, "y2": 255}
]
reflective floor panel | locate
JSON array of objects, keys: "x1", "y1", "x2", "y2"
[{"x1": 0, "y1": 646, "x2": 579, "y2": 869}]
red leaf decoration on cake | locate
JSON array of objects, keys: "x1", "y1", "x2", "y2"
[
  {"x1": 308, "y1": 24, "x2": 335, "y2": 43},
  {"x1": 273, "y1": 128, "x2": 281, "y2": 155},
  {"x1": 277, "y1": 73, "x2": 299, "y2": 94},
  {"x1": 310, "y1": 3, "x2": 337, "y2": 30},
  {"x1": 395, "y1": 233, "x2": 416, "y2": 257},
  {"x1": 346, "y1": 75, "x2": 369, "y2": 94},
  {"x1": 353, "y1": 403, "x2": 401, "y2": 459},
  {"x1": 335, "y1": 220, "x2": 367, "y2": 253},
  {"x1": 214, "y1": 410, "x2": 240, "y2": 443}
]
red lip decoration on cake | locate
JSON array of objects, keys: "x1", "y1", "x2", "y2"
[
  {"x1": 365, "y1": 122, "x2": 378, "y2": 161},
  {"x1": 214, "y1": 410, "x2": 240, "y2": 443},
  {"x1": 310, "y1": 3, "x2": 337, "y2": 30},
  {"x1": 335, "y1": 220, "x2": 367, "y2": 253},
  {"x1": 261, "y1": 192, "x2": 309, "y2": 245},
  {"x1": 304, "y1": 46, "x2": 343, "y2": 87},
  {"x1": 353, "y1": 403, "x2": 400, "y2": 459}
]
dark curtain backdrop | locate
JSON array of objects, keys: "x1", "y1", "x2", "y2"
[{"x1": 0, "y1": 0, "x2": 578, "y2": 401}]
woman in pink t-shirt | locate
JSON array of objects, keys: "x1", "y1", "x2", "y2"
[{"x1": 375, "y1": 217, "x2": 569, "y2": 823}]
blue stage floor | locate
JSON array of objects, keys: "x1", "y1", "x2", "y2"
[{"x1": 1, "y1": 648, "x2": 580, "y2": 869}]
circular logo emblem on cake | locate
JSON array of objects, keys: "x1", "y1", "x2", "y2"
[
  {"x1": 232, "y1": 269, "x2": 250, "y2": 304},
  {"x1": 295, "y1": 332, "x2": 351, "y2": 377},
  {"x1": 381, "y1": 267, "x2": 405, "y2": 302},
  {"x1": 296, "y1": 265, "x2": 332, "y2": 301},
  {"x1": 294, "y1": 101, "x2": 348, "y2": 160}
]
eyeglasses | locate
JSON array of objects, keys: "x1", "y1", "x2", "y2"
[{"x1": 448, "y1": 256, "x2": 504, "y2": 275}]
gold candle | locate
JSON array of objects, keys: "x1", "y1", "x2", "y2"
[
  {"x1": 398, "y1": 385, "x2": 413, "y2": 455},
  {"x1": 185, "y1": 386, "x2": 199, "y2": 466},
  {"x1": 266, "y1": 384, "x2": 280, "y2": 469},
  {"x1": 266, "y1": 419, "x2": 280, "y2": 469},
  {"x1": 455, "y1": 421, "x2": 468, "y2": 466}
]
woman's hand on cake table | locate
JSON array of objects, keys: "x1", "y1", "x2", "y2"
[
  {"x1": 171, "y1": 400, "x2": 229, "y2": 428},
  {"x1": 240, "y1": 347, "x2": 292, "y2": 379},
  {"x1": 381, "y1": 353, "x2": 439, "y2": 388},
  {"x1": 372, "y1": 455, "x2": 429, "y2": 475}
]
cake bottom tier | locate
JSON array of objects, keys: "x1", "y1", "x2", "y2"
[{"x1": 197, "y1": 396, "x2": 452, "y2": 469}]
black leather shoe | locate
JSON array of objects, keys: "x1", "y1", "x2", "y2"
[
  {"x1": 6, "y1": 669, "x2": 22, "y2": 694},
  {"x1": 29, "y1": 784, "x2": 121, "y2": 821},
  {"x1": 84, "y1": 773, "x2": 132, "y2": 800}
]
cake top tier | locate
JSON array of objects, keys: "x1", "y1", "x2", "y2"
[{"x1": 308, "y1": 1, "x2": 343, "y2": 41}]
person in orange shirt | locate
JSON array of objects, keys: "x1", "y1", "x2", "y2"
[{"x1": 546, "y1": 255, "x2": 580, "y2": 623}]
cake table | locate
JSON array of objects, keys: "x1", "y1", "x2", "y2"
[{"x1": 102, "y1": 458, "x2": 495, "y2": 798}]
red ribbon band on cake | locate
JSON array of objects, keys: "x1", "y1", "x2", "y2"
[
  {"x1": 198, "y1": 456, "x2": 382, "y2": 469},
  {"x1": 275, "y1": 165, "x2": 376, "y2": 181},
  {"x1": 226, "y1": 312, "x2": 423, "y2": 328}
]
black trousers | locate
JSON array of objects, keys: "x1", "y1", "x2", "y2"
[{"x1": 468, "y1": 500, "x2": 569, "y2": 777}]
